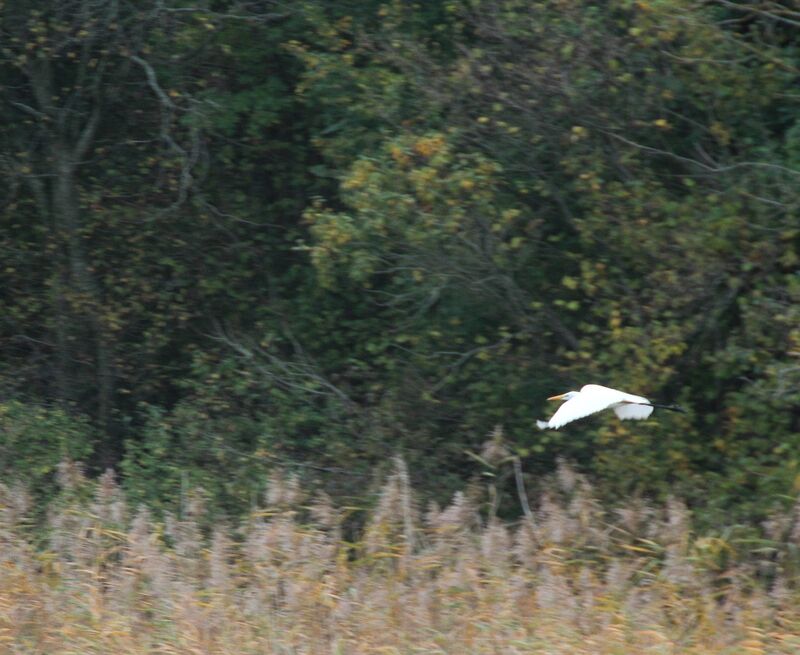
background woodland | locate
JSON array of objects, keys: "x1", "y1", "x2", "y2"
[{"x1": 1, "y1": 0, "x2": 799, "y2": 530}]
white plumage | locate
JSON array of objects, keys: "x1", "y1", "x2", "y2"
[{"x1": 537, "y1": 384, "x2": 653, "y2": 430}]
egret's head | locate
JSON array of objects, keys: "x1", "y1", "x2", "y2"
[{"x1": 547, "y1": 390, "x2": 579, "y2": 402}]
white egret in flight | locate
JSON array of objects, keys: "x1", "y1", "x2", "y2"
[{"x1": 537, "y1": 384, "x2": 685, "y2": 430}]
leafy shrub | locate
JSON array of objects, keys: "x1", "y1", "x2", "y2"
[{"x1": 0, "y1": 401, "x2": 93, "y2": 509}]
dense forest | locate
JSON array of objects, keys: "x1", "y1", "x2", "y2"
[{"x1": 1, "y1": 0, "x2": 799, "y2": 529}]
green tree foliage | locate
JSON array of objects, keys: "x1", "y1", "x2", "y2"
[
  {"x1": 297, "y1": 0, "x2": 800, "y2": 517},
  {"x1": 0, "y1": 0, "x2": 798, "y2": 525}
]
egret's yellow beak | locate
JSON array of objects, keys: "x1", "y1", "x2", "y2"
[{"x1": 547, "y1": 393, "x2": 567, "y2": 401}]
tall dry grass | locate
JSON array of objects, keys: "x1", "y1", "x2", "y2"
[{"x1": 1, "y1": 458, "x2": 800, "y2": 654}]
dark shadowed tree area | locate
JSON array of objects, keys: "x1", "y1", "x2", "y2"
[{"x1": 1, "y1": 0, "x2": 799, "y2": 526}]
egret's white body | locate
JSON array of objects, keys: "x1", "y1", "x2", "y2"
[{"x1": 537, "y1": 384, "x2": 654, "y2": 430}]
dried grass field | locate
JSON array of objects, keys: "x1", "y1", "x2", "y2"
[{"x1": 2, "y1": 460, "x2": 799, "y2": 654}]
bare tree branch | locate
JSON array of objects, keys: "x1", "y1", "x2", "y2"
[
  {"x1": 710, "y1": 0, "x2": 800, "y2": 29},
  {"x1": 210, "y1": 321, "x2": 358, "y2": 410},
  {"x1": 130, "y1": 53, "x2": 199, "y2": 207},
  {"x1": 603, "y1": 130, "x2": 800, "y2": 178},
  {"x1": 130, "y1": 54, "x2": 177, "y2": 111}
]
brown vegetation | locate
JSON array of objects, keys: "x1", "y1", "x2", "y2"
[{"x1": 2, "y1": 459, "x2": 800, "y2": 654}]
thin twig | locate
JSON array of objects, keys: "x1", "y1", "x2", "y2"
[{"x1": 513, "y1": 456, "x2": 534, "y2": 524}]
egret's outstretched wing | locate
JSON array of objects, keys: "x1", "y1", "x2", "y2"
[
  {"x1": 537, "y1": 384, "x2": 655, "y2": 430},
  {"x1": 613, "y1": 403, "x2": 653, "y2": 421},
  {"x1": 541, "y1": 386, "x2": 625, "y2": 429},
  {"x1": 610, "y1": 387, "x2": 652, "y2": 421}
]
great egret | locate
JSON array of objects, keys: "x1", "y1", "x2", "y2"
[{"x1": 536, "y1": 384, "x2": 685, "y2": 430}]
